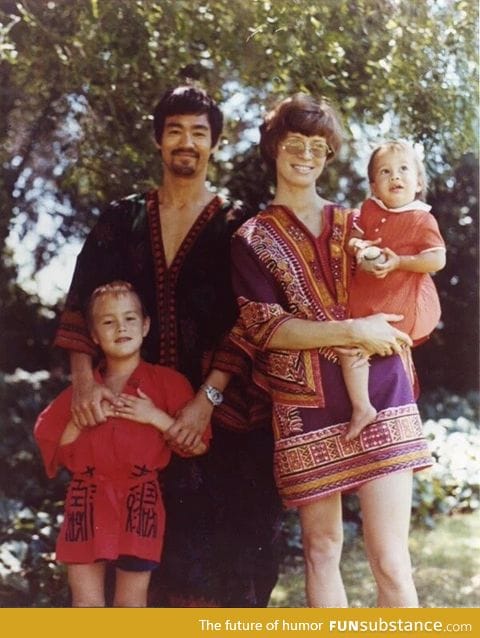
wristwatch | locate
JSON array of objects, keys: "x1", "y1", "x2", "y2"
[{"x1": 200, "y1": 384, "x2": 224, "y2": 407}]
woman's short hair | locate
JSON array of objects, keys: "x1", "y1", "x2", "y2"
[
  {"x1": 259, "y1": 93, "x2": 344, "y2": 172},
  {"x1": 153, "y1": 85, "x2": 223, "y2": 146},
  {"x1": 367, "y1": 140, "x2": 428, "y2": 200},
  {"x1": 86, "y1": 281, "x2": 147, "y2": 327}
]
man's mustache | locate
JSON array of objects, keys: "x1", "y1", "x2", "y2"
[{"x1": 172, "y1": 148, "x2": 199, "y2": 158}]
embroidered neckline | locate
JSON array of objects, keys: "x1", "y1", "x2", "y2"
[{"x1": 145, "y1": 189, "x2": 224, "y2": 367}]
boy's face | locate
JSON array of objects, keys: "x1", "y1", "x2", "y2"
[
  {"x1": 370, "y1": 148, "x2": 423, "y2": 209},
  {"x1": 90, "y1": 292, "x2": 150, "y2": 360}
]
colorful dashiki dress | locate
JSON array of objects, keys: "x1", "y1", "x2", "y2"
[
  {"x1": 231, "y1": 204, "x2": 433, "y2": 508},
  {"x1": 53, "y1": 191, "x2": 281, "y2": 607},
  {"x1": 34, "y1": 362, "x2": 197, "y2": 564},
  {"x1": 349, "y1": 198, "x2": 446, "y2": 342}
]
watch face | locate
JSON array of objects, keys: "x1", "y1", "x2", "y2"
[{"x1": 204, "y1": 385, "x2": 223, "y2": 406}]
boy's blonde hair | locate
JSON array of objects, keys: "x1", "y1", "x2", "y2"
[
  {"x1": 86, "y1": 281, "x2": 147, "y2": 326},
  {"x1": 367, "y1": 140, "x2": 428, "y2": 200}
]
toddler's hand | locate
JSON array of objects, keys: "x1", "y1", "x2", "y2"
[{"x1": 369, "y1": 247, "x2": 400, "y2": 278}]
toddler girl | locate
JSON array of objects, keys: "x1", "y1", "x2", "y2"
[{"x1": 342, "y1": 140, "x2": 446, "y2": 440}]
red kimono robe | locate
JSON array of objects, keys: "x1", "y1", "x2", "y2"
[{"x1": 34, "y1": 361, "x2": 201, "y2": 564}]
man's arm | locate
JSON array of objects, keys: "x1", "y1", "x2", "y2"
[
  {"x1": 164, "y1": 369, "x2": 231, "y2": 450},
  {"x1": 56, "y1": 199, "x2": 141, "y2": 425},
  {"x1": 70, "y1": 351, "x2": 116, "y2": 427}
]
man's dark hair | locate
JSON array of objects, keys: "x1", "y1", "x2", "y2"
[{"x1": 153, "y1": 86, "x2": 223, "y2": 146}]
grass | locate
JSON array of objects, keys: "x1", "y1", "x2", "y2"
[{"x1": 269, "y1": 509, "x2": 480, "y2": 608}]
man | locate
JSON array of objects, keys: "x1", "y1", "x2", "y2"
[{"x1": 54, "y1": 86, "x2": 282, "y2": 607}]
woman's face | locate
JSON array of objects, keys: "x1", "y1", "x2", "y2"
[{"x1": 275, "y1": 132, "x2": 330, "y2": 188}]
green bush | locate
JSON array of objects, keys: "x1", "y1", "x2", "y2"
[
  {"x1": 412, "y1": 409, "x2": 480, "y2": 526},
  {"x1": 0, "y1": 369, "x2": 69, "y2": 606}
]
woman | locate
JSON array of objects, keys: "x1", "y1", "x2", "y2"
[{"x1": 231, "y1": 94, "x2": 433, "y2": 607}]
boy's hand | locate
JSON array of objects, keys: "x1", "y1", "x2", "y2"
[
  {"x1": 114, "y1": 388, "x2": 157, "y2": 424},
  {"x1": 349, "y1": 237, "x2": 381, "y2": 255}
]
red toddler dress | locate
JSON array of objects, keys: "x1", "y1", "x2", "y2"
[
  {"x1": 349, "y1": 198, "x2": 446, "y2": 342},
  {"x1": 34, "y1": 361, "x2": 203, "y2": 564}
]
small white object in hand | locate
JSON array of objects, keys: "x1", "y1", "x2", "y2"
[{"x1": 358, "y1": 246, "x2": 387, "y2": 272}]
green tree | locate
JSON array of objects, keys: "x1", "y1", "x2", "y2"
[{"x1": 0, "y1": 0, "x2": 478, "y2": 388}]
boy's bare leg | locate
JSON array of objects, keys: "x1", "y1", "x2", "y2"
[
  {"x1": 68, "y1": 562, "x2": 107, "y2": 607},
  {"x1": 114, "y1": 568, "x2": 152, "y2": 607},
  {"x1": 339, "y1": 353, "x2": 377, "y2": 440}
]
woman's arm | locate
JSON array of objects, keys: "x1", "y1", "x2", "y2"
[
  {"x1": 232, "y1": 234, "x2": 412, "y2": 356},
  {"x1": 268, "y1": 313, "x2": 411, "y2": 354}
]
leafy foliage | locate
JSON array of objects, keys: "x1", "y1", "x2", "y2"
[
  {"x1": 0, "y1": 0, "x2": 477, "y2": 254},
  {"x1": 0, "y1": 369, "x2": 69, "y2": 606}
]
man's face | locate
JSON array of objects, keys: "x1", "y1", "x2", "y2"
[{"x1": 158, "y1": 113, "x2": 214, "y2": 177}]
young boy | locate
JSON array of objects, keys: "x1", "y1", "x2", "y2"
[{"x1": 34, "y1": 281, "x2": 209, "y2": 607}]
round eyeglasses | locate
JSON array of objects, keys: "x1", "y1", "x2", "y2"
[{"x1": 281, "y1": 138, "x2": 332, "y2": 159}]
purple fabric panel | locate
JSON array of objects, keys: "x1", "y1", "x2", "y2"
[
  {"x1": 231, "y1": 234, "x2": 289, "y2": 308},
  {"x1": 298, "y1": 354, "x2": 414, "y2": 432}
]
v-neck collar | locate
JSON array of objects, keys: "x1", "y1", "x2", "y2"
[
  {"x1": 147, "y1": 189, "x2": 222, "y2": 275},
  {"x1": 267, "y1": 202, "x2": 330, "y2": 241}
]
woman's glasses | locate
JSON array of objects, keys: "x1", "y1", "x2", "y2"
[{"x1": 281, "y1": 138, "x2": 332, "y2": 159}]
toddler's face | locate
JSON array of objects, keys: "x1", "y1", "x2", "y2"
[
  {"x1": 90, "y1": 292, "x2": 150, "y2": 360},
  {"x1": 370, "y1": 148, "x2": 422, "y2": 209}
]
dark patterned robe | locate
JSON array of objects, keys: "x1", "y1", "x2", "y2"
[{"x1": 54, "y1": 190, "x2": 281, "y2": 607}]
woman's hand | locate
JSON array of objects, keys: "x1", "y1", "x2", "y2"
[{"x1": 351, "y1": 313, "x2": 412, "y2": 356}]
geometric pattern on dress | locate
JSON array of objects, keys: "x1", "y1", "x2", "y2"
[
  {"x1": 273, "y1": 403, "x2": 304, "y2": 438},
  {"x1": 273, "y1": 403, "x2": 433, "y2": 507}
]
